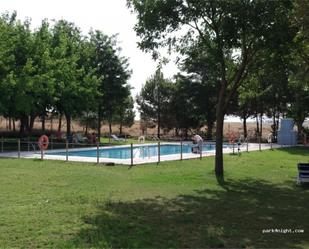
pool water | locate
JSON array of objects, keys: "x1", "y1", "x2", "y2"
[{"x1": 46, "y1": 143, "x2": 219, "y2": 159}]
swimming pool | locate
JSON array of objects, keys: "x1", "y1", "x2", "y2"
[{"x1": 46, "y1": 143, "x2": 219, "y2": 159}]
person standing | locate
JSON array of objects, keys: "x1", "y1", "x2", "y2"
[{"x1": 192, "y1": 134, "x2": 203, "y2": 153}]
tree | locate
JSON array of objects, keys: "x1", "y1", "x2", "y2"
[
  {"x1": 286, "y1": 0, "x2": 309, "y2": 136},
  {"x1": 114, "y1": 94, "x2": 135, "y2": 135},
  {"x1": 51, "y1": 20, "x2": 98, "y2": 138},
  {"x1": 30, "y1": 20, "x2": 55, "y2": 133},
  {"x1": 180, "y1": 41, "x2": 222, "y2": 140},
  {"x1": 0, "y1": 15, "x2": 36, "y2": 135},
  {"x1": 0, "y1": 13, "x2": 133, "y2": 140},
  {"x1": 128, "y1": 0, "x2": 294, "y2": 177},
  {"x1": 171, "y1": 75, "x2": 201, "y2": 138},
  {"x1": 89, "y1": 31, "x2": 132, "y2": 139},
  {"x1": 136, "y1": 69, "x2": 173, "y2": 139}
]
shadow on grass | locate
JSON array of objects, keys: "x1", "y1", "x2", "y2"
[
  {"x1": 69, "y1": 179, "x2": 309, "y2": 248},
  {"x1": 276, "y1": 146, "x2": 309, "y2": 156}
]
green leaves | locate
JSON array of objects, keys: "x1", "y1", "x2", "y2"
[{"x1": 0, "y1": 13, "x2": 133, "y2": 136}]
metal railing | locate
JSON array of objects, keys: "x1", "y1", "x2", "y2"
[{"x1": 0, "y1": 136, "x2": 291, "y2": 166}]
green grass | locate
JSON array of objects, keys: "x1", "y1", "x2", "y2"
[{"x1": 0, "y1": 147, "x2": 309, "y2": 248}]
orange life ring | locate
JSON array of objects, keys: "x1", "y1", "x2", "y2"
[{"x1": 38, "y1": 135, "x2": 49, "y2": 150}]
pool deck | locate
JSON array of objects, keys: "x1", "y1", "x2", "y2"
[{"x1": 0, "y1": 142, "x2": 293, "y2": 165}]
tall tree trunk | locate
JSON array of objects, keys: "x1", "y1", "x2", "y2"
[
  {"x1": 243, "y1": 115, "x2": 247, "y2": 139},
  {"x1": 215, "y1": 109, "x2": 225, "y2": 177},
  {"x1": 157, "y1": 114, "x2": 161, "y2": 139},
  {"x1": 109, "y1": 121, "x2": 112, "y2": 137},
  {"x1": 119, "y1": 122, "x2": 123, "y2": 135},
  {"x1": 215, "y1": 69, "x2": 228, "y2": 178},
  {"x1": 175, "y1": 128, "x2": 179, "y2": 137},
  {"x1": 65, "y1": 113, "x2": 71, "y2": 138},
  {"x1": 8, "y1": 118, "x2": 11, "y2": 130},
  {"x1": 13, "y1": 119, "x2": 16, "y2": 132},
  {"x1": 50, "y1": 115, "x2": 53, "y2": 132},
  {"x1": 259, "y1": 113, "x2": 263, "y2": 138},
  {"x1": 296, "y1": 119, "x2": 304, "y2": 138},
  {"x1": 256, "y1": 115, "x2": 260, "y2": 138},
  {"x1": 19, "y1": 116, "x2": 28, "y2": 135},
  {"x1": 97, "y1": 108, "x2": 101, "y2": 140},
  {"x1": 42, "y1": 115, "x2": 46, "y2": 133},
  {"x1": 29, "y1": 114, "x2": 35, "y2": 133},
  {"x1": 272, "y1": 112, "x2": 276, "y2": 138},
  {"x1": 206, "y1": 120, "x2": 214, "y2": 140},
  {"x1": 19, "y1": 119, "x2": 24, "y2": 135},
  {"x1": 58, "y1": 114, "x2": 62, "y2": 132}
]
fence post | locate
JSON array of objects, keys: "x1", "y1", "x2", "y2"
[
  {"x1": 41, "y1": 148, "x2": 44, "y2": 160},
  {"x1": 51, "y1": 137, "x2": 53, "y2": 150},
  {"x1": 259, "y1": 135, "x2": 261, "y2": 151},
  {"x1": 18, "y1": 139, "x2": 20, "y2": 158},
  {"x1": 130, "y1": 143, "x2": 133, "y2": 166},
  {"x1": 1, "y1": 137, "x2": 3, "y2": 153},
  {"x1": 96, "y1": 142, "x2": 99, "y2": 164},
  {"x1": 180, "y1": 140, "x2": 183, "y2": 161},
  {"x1": 158, "y1": 141, "x2": 160, "y2": 164},
  {"x1": 232, "y1": 142, "x2": 235, "y2": 154},
  {"x1": 200, "y1": 143, "x2": 202, "y2": 160},
  {"x1": 66, "y1": 139, "x2": 68, "y2": 162}
]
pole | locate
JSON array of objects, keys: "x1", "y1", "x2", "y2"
[
  {"x1": 1, "y1": 137, "x2": 3, "y2": 153},
  {"x1": 18, "y1": 139, "x2": 20, "y2": 158},
  {"x1": 130, "y1": 143, "x2": 133, "y2": 166},
  {"x1": 51, "y1": 137, "x2": 53, "y2": 150},
  {"x1": 41, "y1": 148, "x2": 44, "y2": 160},
  {"x1": 200, "y1": 142, "x2": 202, "y2": 160},
  {"x1": 158, "y1": 141, "x2": 160, "y2": 164},
  {"x1": 232, "y1": 142, "x2": 235, "y2": 154},
  {"x1": 27, "y1": 137, "x2": 30, "y2": 152},
  {"x1": 96, "y1": 142, "x2": 99, "y2": 164},
  {"x1": 259, "y1": 135, "x2": 261, "y2": 151},
  {"x1": 66, "y1": 139, "x2": 68, "y2": 162},
  {"x1": 180, "y1": 140, "x2": 183, "y2": 160}
]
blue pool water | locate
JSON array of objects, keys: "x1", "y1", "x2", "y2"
[{"x1": 46, "y1": 143, "x2": 220, "y2": 159}]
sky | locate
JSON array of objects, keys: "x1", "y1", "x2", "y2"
[{"x1": 0, "y1": 0, "x2": 179, "y2": 98}]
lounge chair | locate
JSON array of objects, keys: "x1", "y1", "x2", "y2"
[
  {"x1": 111, "y1": 134, "x2": 125, "y2": 142},
  {"x1": 297, "y1": 163, "x2": 309, "y2": 184},
  {"x1": 73, "y1": 133, "x2": 87, "y2": 143},
  {"x1": 138, "y1": 136, "x2": 145, "y2": 143}
]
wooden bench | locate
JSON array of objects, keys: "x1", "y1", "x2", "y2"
[{"x1": 297, "y1": 163, "x2": 309, "y2": 184}]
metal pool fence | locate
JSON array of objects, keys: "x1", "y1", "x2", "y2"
[{"x1": 0, "y1": 136, "x2": 285, "y2": 166}]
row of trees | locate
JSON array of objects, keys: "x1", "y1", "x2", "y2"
[
  {"x1": 0, "y1": 12, "x2": 134, "y2": 137},
  {"x1": 129, "y1": 0, "x2": 309, "y2": 176}
]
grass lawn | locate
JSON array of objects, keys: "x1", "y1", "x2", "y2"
[{"x1": 0, "y1": 147, "x2": 308, "y2": 248}]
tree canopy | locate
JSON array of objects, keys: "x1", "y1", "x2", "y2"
[
  {"x1": 128, "y1": 0, "x2": 296, "y2": 177},
  {"x1": 0, "y1": 13, "x2": 134, "y2": 137}
]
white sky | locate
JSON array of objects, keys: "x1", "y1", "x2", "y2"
[{"x1": 0, "y1": 0, "x2": 179, "y2": 98}]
